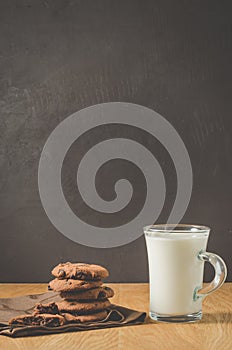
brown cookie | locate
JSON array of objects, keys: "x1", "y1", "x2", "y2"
[
  {"x1": 60, "y1": 286, "x2": 114, "y2": 301},
  {"x1": 52, "y1": 262, "x2": 109, "y2": 280},
  {"x1": 56, "y1": 299, "x2": 111, "y2": 314},
  {"x1": 63, "y1": 310, "x2": 108, "y2": 323},
  {"x1": 49, "y1": 278, "x2": 102, "y2": 292},
  {"x1": 33, "y1": 302, "x2": 59, "y2": 315},
  {"x1": 9, "y1": 313, "x2": 66, "y2": 327}
]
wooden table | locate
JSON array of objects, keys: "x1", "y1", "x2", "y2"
[{"x1": 0, "y1": 283, "x2": 231, "y2": 350}]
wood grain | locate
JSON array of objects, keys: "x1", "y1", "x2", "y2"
[{"x1": 0, "y1": 283, "x2": 231, "y2": 350}]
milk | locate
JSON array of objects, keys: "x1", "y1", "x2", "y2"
[{"x1": 145, "y1": 233, "x2": 208, "y2": 315}]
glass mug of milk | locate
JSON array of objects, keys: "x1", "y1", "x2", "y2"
[{"x1": 144, "y1": 224, "x2": 227, "y2": 323}]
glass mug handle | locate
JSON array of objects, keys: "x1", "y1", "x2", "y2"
[{"x1": 194, "y1": 250, "x2": 227, "y2": 301}]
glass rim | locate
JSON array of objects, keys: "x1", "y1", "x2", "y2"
[{"x1": 143, "y1": 224, "x2": 210, "y2": 234}]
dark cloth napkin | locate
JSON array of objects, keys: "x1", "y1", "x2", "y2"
[{"x1": 0, "y1": 291, "x2": 146, "y2": 337}]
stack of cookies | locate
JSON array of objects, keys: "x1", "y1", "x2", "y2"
[
  {"x1": 9, "y1": 262, "x2": 115, "y2": 327},
  {"x1": 48, "y1": 262, "x2": 114, "y2": 323}
]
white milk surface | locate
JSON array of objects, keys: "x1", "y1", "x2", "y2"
[{"x1": 145, "y1": 233, "x2": 208, "y2": 315}]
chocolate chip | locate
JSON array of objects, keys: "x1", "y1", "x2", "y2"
[
  {"x1": 75, "y1": 272, "x2": 84, "y2": 279},
  {"x1": 98, "y1": 291, "x2": 106, "y2": 299}
]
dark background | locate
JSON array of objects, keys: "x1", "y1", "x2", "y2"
[{"x1": 0, "y1": 0, "x2": 231, "y2": 282}]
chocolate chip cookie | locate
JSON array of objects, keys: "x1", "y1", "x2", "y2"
[
  {"x1": 56, "y1": 299, "x2": 111, "y2": 314},
  {"x1": 34, "y1": 302, "x2": 59, "y2": 315},
  {"x1": 52, "y1": 262, "x2": 109, "y2": 280},
  {"x1": 49, "y1": 278, "x2": 102, "y2": 292},
  {"x1": 63, "y1": 310, "x2": 108, "y2": 323},
  {"x1": 9, "y1": 313, "x2": 66, "y2": 327},
  {"x1": 60, "y1": 286, "x2": 114, "y2": 301}
]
